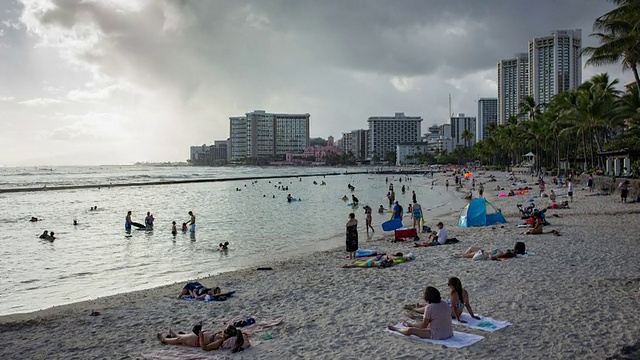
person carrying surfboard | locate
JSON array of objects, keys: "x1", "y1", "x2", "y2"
[{"x1": 391, "y1": 200, "x2": 403, "y2": 221}]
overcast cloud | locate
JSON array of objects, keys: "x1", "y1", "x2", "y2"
[{"x1": 0, "y1": 0, "x2": 630, "y2": 165}]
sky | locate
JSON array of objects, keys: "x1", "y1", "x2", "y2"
[{"x1": 0, "y1": 0, "x2": 632, "y2": 165}]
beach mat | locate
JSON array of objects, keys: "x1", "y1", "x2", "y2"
[
  {"x1": 382, "y1": 219, "x2": 403, "y2": 231},
  {"x1": 181, "y1": 291, "x2": 235, "y2": 302},
  {"x1": 385, "y1": 323, "x2": 483, "y2": 348},
  {"x1": 452, "y1": 313, "x2": 512, "y2": 332}
]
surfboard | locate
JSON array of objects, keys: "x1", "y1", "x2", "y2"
[
  {"x1": 131, "y1": 222, "x2": 145, "y2": 229},
  {"x1": 382, "y1": 219, "x2": 403, "y2": 231}
]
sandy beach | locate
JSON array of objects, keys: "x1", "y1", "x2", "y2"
[{"x1": 1, "y1": 171, "x2": 639, "y2": 360}]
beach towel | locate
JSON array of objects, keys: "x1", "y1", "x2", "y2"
[
  {"x1": 181, "y1": 291, "x2": 235, "y2": 302},
  {"x1": 452, "y1": 313, "x2": 512, "y2": 332},
  {"x1": 385, "y1": 323, "x2": 484, "y2": 348}
]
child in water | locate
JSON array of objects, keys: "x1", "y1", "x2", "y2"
[{"x1": 181, "y1": 222, "x2": 188, "y2": 232}]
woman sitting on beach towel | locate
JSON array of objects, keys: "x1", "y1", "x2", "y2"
[
  {"x1": 388, "y1": 286, "x2": 453, "y2": 340},
  {"x1": 342, "y1": 253, "x2": 414, "y2": 268},
  {"x1": 157, "y1": 324, "x2": 250, "y2": 353},
  {"x1": 405, "y1": 278, "x2": 480, "y2": 323},
  {"x1": 177, "y1": 282, "x2": 221, "y2": 300}
]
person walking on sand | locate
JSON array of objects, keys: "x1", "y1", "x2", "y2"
[
  {"x1": 619, "y1": 180, "x2": 630, "y2": 203},
  {"x1": 187, "y1": 211, "x2": 196, "y2": 233},
  {"x1": 567, "y1": 180, "x2": 574, "y2": 203},
  {"x1": 364, "y1": 206, "x2": 374, "y2": 236},
  {"x1": 345, "y1": 213, "x2": 358, "y2": 259},
  {"x1": 587, "y1": 174, "x2": 594, "y2": 193},
  {"x1": 411, "y1": 200, "x2": 423, "y2": 229},
  {"x1": 446, "y1": 179, "x2": 449, "y2": 191}
]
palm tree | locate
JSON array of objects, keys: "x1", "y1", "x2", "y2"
[
  {"x1": 616, "y1": 84, "x2": 640, "y2": 128},
  {"x1": 583, "y1": 0, "x2": 640, "y2": 95},
  {"x1": 519, "y1": 96, "x2": 544, "y2": 121},
  {"x1": 461, "y1": 129, "x2": 473, "y2": 148}
]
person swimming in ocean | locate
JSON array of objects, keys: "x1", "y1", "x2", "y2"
[
  {"x1": 172, "y1": 221, "x2": 177, "y2": 236},
  {"x1": 219, "y1": 241, "x2": 229, "y2": 250},
  {"x1": 287, "y1": 194, "x2": 293, "y2": 203},
  {"x1": 30, "y1": 217, "x2": 38, "y2": 222},
  {"x1": 39, "y1": 230, "x2": 49, "y2": 239},
  {"x1": 73, "y1": 220, "x2": 78, "y2": 226},
  {"x1": 182, "y1": 222, "x2": 188, "y2": 232},
  {"x1": 145, "y1": 212, "x2": 154, "y2": 230},
  {"x1": 378, "y1": 205, "x2": 385, "y2": 214}
]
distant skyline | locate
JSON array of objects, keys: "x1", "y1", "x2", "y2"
[{"x1": 0, "y1": 0, "x2": 631, "y2": 165}]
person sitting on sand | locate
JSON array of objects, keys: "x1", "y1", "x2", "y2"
[
  {"x1": 406, "y1": 277, "x2": 480, "y2": 323},
  {"x1": 177, "y1": 282, "x2": 221, "y2": 299},
  {"x1": 39, "y1": 230, "x2": 49, "y2": 239},
  {"x1": 157, "y1": 324, "x2": 250, "y2": 353},
  {"x1": 342, "y1": 253, "x2": 414, "y2": 268},
  {"x1": 388, "y1": 286, "x2": 453, "y2": 340},
  {"x1": 417, "y1": 222, "x2": 447, "y2": 247},
  {"x1": 523, "y1": 213, "x2": 560, "y2": 236}
]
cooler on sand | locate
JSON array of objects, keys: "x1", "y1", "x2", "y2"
[{"x1": 394, "y1": 227, "x2": 417, "y2": 242}]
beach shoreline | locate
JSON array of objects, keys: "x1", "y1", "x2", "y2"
[{"x1": 2, "y1": 170, "x2": 639, "y2": 359}]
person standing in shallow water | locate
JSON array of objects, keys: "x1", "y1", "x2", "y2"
[
  {"x1": 345, "y1": 213, "x2": 358, "y2": 260},
  {"x1": 125, "y1": 211, "x2": 132, "y2": 232},
  {"x1": 187, "y1": 211, "x2": 196, "y2": 232}
]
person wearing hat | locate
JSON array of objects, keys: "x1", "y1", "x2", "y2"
[{"x1": 391, "y1": 200, "x2": 403, "y2": 220}]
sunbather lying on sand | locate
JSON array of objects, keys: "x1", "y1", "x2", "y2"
[
  {"x1": 520, "y1": 214, "x2": 561, "y2": 236},
  {"x1": 405, "y1": 277, "x2": 480, "y2": 323},
  {"x1": 455, "y1": 242, "x2": 526, "y2": 261},
  {"x1": 342, "y1": 253, "x2": 414, "y2": 268},
  {"x1": 177, "y1": 282, "x2": 221, "y2": 299},
  {"x1": 157, "y1": 324, "x2": 250, "y2": 353}
]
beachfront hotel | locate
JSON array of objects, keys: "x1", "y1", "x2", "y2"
[
  {"x1": 367, "y1": 112, "x2": 422, "y2": 160},
  {"x1": 229, "y1": 110, "x2": 310, "y2": 161},
  {"x1": 498, "y1": 53, "x2": 529, "y2": 125},
  {"x1": 476, "y1": 98, "x2": 498, "y2": 142},
  {"x1": 340, "y1": 129, "x2": 370, "y2": 160},
  {"x1": 528, "y1": 29, "x2": 582, "y2": 107},
  {"x1": 450, "y1": 113, "x2": 476, "y2": 148}
]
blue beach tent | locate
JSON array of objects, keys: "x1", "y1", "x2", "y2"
[{"x1": 458, "y1": 198, "x2": 507, "y2": 227}]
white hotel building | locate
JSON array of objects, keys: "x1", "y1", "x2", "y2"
[
  {"x1": 528, "y1": 29, "x2": 582, "y2": 106},
  {"x1": 498, "y1": 53, "x2": 529, "y2": 125},
  {"x1": 229, "y1": 110, "x2": 310, "y2": 161},
  {"x1": 476, "y1": 98, "x2": 498, "y2": 142},
  {"x1": 368, "y1": 112, "x2": 422, "y2": 160}
]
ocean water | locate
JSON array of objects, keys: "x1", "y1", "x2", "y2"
[{"x1": 0, "y1": 166, "x2": 456, "y2": 315}]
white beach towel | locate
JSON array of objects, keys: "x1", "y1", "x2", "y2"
[
  {"x1": 384, "y1": 323, "x2": 484, "y2": 348},
  {"x1": 452, "y1": 313, "x2": 512, "y2": 332}
]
